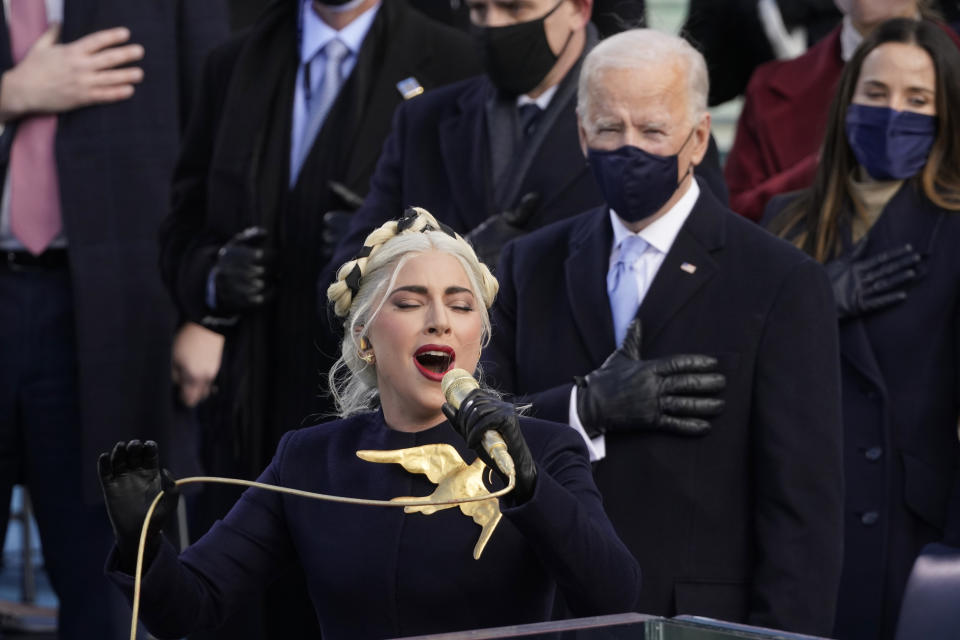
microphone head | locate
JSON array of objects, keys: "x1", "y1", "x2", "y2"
[{"x1": 441, "y1": 368, "x2": 479, "y2": 410}]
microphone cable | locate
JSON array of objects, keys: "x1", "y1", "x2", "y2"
[{"x1": 127, "y1": 471, "x2": 516, "y2": 640}]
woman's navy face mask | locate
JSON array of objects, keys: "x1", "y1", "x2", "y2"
[{"x1": 845, "y1": 103, "x2": 937, "y2": 181}]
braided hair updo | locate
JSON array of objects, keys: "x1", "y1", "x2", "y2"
[{"x1": 326, "y1": 207, "x2": 500, "y2": 417}]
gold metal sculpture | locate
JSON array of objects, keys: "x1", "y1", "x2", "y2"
[{"x1": 357, "y1": 444, "x2": 502, "y2": 560}]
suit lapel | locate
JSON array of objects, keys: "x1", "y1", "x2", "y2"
[
  {"x1": 637, "y1": 184, "x2": 723, "y2": 347},
  {"x1": 338, "y1": 1, "x2": 428, "y2": 188},
  {"x1": 438, "y1": 82, "x2": 492, "y2": 229},
  {"x1": 566, "y1": 209, "x2": 617, "y2": 365}
]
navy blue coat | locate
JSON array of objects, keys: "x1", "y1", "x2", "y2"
[
  {"x1": 766, "y1": 184, "x2": 960, "y2": 640},
  {"x1": 107, "y1": 413, "x2": 642, "y2": 639},
  {"x1": 0, "y1": 0, "x2": 228, "y2": 500},
  {"x1": 484, "y1": 182, "x2": 845, "y2": 635}
]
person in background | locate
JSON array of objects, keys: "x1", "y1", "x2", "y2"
[
  {"x1": 0, "y1": 0, "x2": 228, "y2": 636},
  {"x1": 158, "y1": 2, "x2": 478, "y2": 636},
  {"x1": 323, "y1": 0, "x2": 728, "y2": 284},
  {"x1": 725, "y1": 0, "x2": 960, "y2": 222},
  {"x1": 683, "y1": 0, "x2": 841, "y2": 107},
  {"x1": 765, "y1": 18, "x2": 960, "y2": 639},
  {"x1": 485, "y1": 28, "x2": 844, "y2": 634},
  {"x1": 100, "y1": 208, "x2": 642, "y2": 640}
]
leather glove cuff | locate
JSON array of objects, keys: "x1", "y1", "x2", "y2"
[{"x1": 574, "y1": 375, "x2": 606, "y2": 439}]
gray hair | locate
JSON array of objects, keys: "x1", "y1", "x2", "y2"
[
  {"x1": 577, "y1": 28, "x2": 709, "y2": 126},
  {"x1": 326, "y1": 211, "x2": 499, "y2": 417}
]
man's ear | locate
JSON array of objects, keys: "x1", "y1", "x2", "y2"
[
  {"x1": 689, "y1": 112, "x2": 711, "y2": 167},
  {"x1": 573, "y1": 0, "x2": 594, "y2": 25},
  {"x1": 577, "y1": 115, "x2": 589, "y2": 157}
]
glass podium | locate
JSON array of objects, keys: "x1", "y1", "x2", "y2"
[{"x1": 394, "y1": 613, "x2": 833, "y2": 640}]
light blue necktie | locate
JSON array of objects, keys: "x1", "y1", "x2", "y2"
[
  {"x1": 291, "y1": 38, "x2": 349, "y2": 185},
  {"x1": 608, "y1": 235, "x2": 648, "y2": 347}
]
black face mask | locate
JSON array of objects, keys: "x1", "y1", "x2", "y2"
[{"x1": 473, "y1": 0, "x2": 574, "y2": 97}]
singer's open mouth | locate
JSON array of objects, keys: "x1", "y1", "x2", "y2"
[{"x1": 414, "y1": 344, "x2": 455, "y2": 381}]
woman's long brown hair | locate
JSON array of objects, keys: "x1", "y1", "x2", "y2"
[{"x1": 771, "y1": 18, "x2": 960, "y2": 263}]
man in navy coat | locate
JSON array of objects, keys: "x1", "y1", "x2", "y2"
[
  {"x1": 324, "y1": 0, "x2": 728, "y2": 282},
  {"x1": 0, "y1": 0, "x2": 227, "y2": 636},
  {"x1": 485, "y1": 29, "x2": 844, "y2": 635}
]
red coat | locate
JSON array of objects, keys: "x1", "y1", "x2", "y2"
[
  {"x1": 725, "y1": 27, "x2": 843, "y2": 222},
  {"x1": 725, "y1": 24, "x2": 960, "y2": 222}
]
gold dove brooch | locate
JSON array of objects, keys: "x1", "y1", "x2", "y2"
[{"x1": 357, "y1": 444, "x2": 504, "y2": 559}]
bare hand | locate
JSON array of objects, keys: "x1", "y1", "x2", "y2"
[
  {"x1": 171, "y1": 322, "x2": 224, "y2": 408},
  {"x1": 0, "y1": 25, "x2": 144, "y2": 120}
]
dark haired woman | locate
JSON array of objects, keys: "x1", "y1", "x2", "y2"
[
  {"x1": 98, "y1": 209, "x2": 641, "y2": 640},
  {"x1": 765, "y1": 18, "x2": 960, "y2": 640}
]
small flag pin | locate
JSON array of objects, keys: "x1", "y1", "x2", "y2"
[
  {"x1": 680, "y1": 262, "x2": 697, "y2": 274},
  {"x1": 396, "y1": 77, "x2": 424, "y2": 100}
]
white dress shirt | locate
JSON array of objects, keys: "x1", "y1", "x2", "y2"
[{"x1": 567, "y1": 179, "x2": 701, "y2": 461}]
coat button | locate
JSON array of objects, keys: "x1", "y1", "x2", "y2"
[
  {"x1": 865, "y1": 447, "x2": 883, "y2": 461},
  {"x1": 861, "y1": 511, "x2": 879, "y2": 526}
]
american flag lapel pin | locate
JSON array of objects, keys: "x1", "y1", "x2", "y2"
[
  {"x1": 396, "y1": 77, "x2": 424, "y2": 100},
  {"x1": 680, "y1": 262, "x2": 697, "y2": 274}
]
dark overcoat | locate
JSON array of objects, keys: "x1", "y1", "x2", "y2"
[
  {"x1": 0, "y1": 0, "x2": 228, "y2": 501},
  {"x1": 158, "y1": 0, "x2": 479, "y2": 475},
  {"x1": 484, "y1": 182, "x2": 845, "y2": 636},
  {"x1": 766, "y1": 185, "x2": 960, "y2": 640}
]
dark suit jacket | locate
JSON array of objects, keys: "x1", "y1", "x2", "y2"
[
  {"x1": 323, "y1": 37, "x2": 729, "y2": 287},
  {"x1": 766, "y1": 185, "x2": 960, "y2": 640},
  {"x1": 107, "y1": 413, "x2": 642, "y2": 640},
  {"x1": 159, "y1": 0, "x2": 479, "y2": 474},
  {"x1": 0, "y1": 0, "x2": 228, "y2": 501},
  {"x1": 484, "y1": 181, "x2": 844, "y2": 635}
]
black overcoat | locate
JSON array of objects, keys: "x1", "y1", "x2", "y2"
[
  {"x1": 0, "y1": 0, "x2": 228, "y2": 501},
  {"x1": 485, "y1": 182, "x2": 845, "y2": 636},
  {"x1": 159, "y1": 0, "x2": 479, "y2": 475}
]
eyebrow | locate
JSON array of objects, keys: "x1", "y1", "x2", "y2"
[{"x1": 389, "y1": 285, "x2": 475, "y2": 296}]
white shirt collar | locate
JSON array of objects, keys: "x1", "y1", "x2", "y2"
[
  {"x1": 839, "y1": 16, "x2": 863, "y2": 63},
  {"x1": 610, "y1": 179, "x2": 700, "y2": 256},
  {"x1": 300, "y1": 0, "x2": 380, "y2": 64},
  {"x1": 516, "y1": 84, "x2": 559, "y2": 111}
]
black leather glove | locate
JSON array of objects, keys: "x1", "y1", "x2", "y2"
[
  {"x1": 211, "y1": 226, "x2": 275, "y2": 314},
  {"x1": 576, "y1": 319, "x2": 725, "y2": 437},
  {"x1": 826, "y1": 242, "x2": 921, "y2": 320},
  {"x1": 98, "y1": 440, "x2": 179, "y2": 573},
  {"x1": 465, "y1": 192, "x2": 540, "y2": 269},
  {"x1": 442, "y1": 390, "x2": 537, "y2": 506}
]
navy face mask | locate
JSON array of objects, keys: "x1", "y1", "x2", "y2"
[
  {"x1": 587, "y1": 130, "x2": 695, "y2": 223},
  {"x1": 845, "y1": 103, "x2": 937, "y2": 180}
]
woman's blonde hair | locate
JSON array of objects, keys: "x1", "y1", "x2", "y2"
[{"x1": 326, "y1": 208, "x2": 500, "y2": 417}]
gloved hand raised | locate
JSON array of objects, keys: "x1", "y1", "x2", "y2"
[
  {"x1": 98, "y1": 440, "x2": 179, "y2": 573},
  {"x1": 826, "y1": 242, "x2": 921, "y2": 320},
  {"x1": 442, "y1": 389, "x2": 537, "y2": 506},
  {"x1": 576, "y1": 319, "x2": 725, "y2": 436},
  {"x1": 211, "y1": 226, "x2": 275, "y2": 314}
]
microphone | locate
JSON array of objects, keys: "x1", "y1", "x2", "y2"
[{"x1": 441, "y1": 369, "x2": 516, "y2": 480}]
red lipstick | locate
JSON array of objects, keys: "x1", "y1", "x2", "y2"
[{"x1": 413, "y1": 344, "x2": 455, "y2": 381}]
